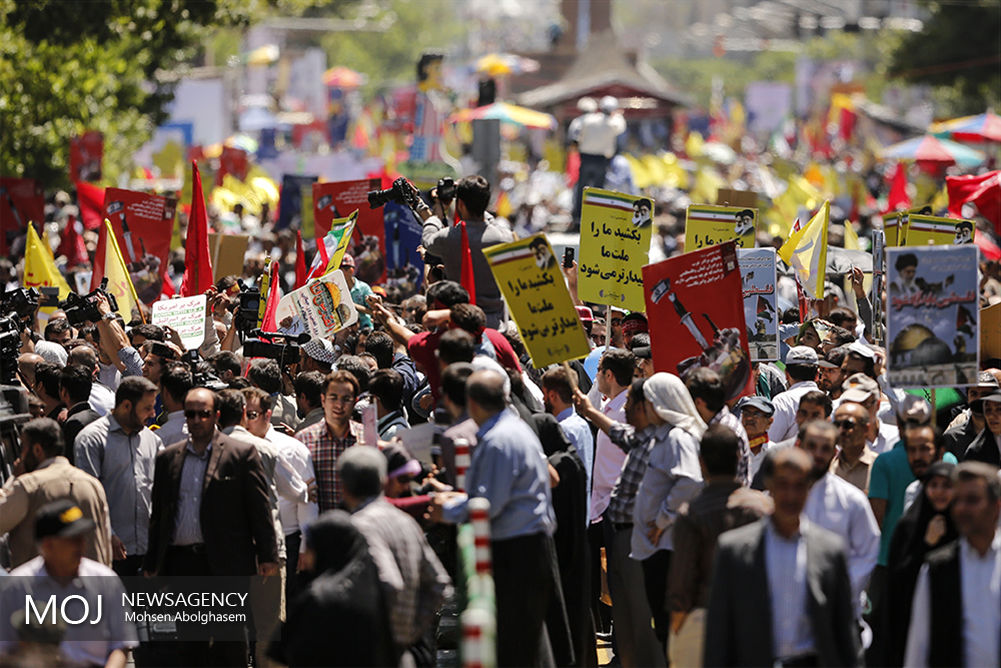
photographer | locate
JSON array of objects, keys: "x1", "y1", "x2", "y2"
[{"x1": 414, "y1": 175, "x2": 514, "y2": 329}]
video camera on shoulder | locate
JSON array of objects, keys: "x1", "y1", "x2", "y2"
[
  {"x1": 232, "y1": 279, "x2": 262, "y2": 333},
  {"x1": 1, "y1": 286, "x2": 39, "y2": 323},
  {"x1": 367, "y1": 177, "x2": 421, "y2": 210},
  {"x1": 180, "y1": 349, "x2": 228, "y2": 391},
  {"x1": 62, "y1": 278, "x2": 119, "y2": 326},
  {"x1": 243, "y1": 331, "x2": 310, "y2": 371}
]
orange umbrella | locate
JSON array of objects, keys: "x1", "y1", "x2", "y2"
[{"x1": 324, "y1": 66, "x2": 366, "y2": 88}]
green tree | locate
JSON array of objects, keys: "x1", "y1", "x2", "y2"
[{"x1": 888, "y1": 0, "x2": 1001, "y2": 116}]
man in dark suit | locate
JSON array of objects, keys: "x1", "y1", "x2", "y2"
[
  {"x1": 144, "y1": 386, "x2": 278, "y2": 578},
  {"x1": 962, "y1": 391, "x2": 1001, "y2": 467},
  {"x1": 59, "y1": 365, "x2": 100, "y2": 463},
  {"x1": 705, "y1": 447, "x2": 860, "y2": 667}
]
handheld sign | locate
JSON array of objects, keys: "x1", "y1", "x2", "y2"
[
  {"x1": 886, "y1": 245, "x2": 979, "y2": 388},
  {"x1": 903, "y1": 214, "x2": 976, "y2": 247},
  {"x1": 685, "y1": 204, "x2": 757, "y2": 251},
  {"x1": 578, "y1": 187, "x2": 653, "y2": 311},
  {"x1": 483, "y1": 234, "x2": 590, "y2": 367},
  {"x1": 151, "y1": 295, "x2": 207, "y2": 351},
  {"x1": 737, "y1": 248, "x2": 780, "y2": 361},
  {"x1": 274, "y1": 270, "x2": 358, "y2": 339},
  {"x1": 643, "y1": 241, "x2": 753, "y2": 401}
]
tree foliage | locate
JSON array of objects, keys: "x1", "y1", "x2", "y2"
[{"x1": 888, "y1": 0, "x2": 1001, "y2": 116}]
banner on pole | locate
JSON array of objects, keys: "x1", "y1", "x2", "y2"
[
  {"x1": 886, "y1": 245, "x2": 979, "y2": 387},
  {"x1": 483, "y1": 234, "x2": 590, "y2": 367},
  {"x1": 578, "y1": 187, "x2": 653, "y2": 311},
  {"x1": 737, "y1": 248, "x2": 780, "y2": 361},
  {"x1": 275, "y1": 270, "x2": 358, "y2": 339}
]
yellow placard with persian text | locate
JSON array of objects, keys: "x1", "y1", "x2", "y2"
[
  {"x1": 903, "y1": 214, "x2": 976, "y2": 247},
  {"x1": 685, "y1": 204, "x2": 757, "y2": 252},
  {"x1": 484, "y1": 234, "x2": 591, "y2": 367},
  {"x1": 578, "y1": 187, "x2": 653, "y2": 311}
]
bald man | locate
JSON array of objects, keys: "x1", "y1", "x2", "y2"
[
  {"x1": 429, "y1": 370, "x2": 558, "y2": 667},
  {"x1": 17, "y1": 352, "x2": 43, "y2": 390}
]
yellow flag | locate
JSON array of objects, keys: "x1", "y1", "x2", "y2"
[
  {"x1": 102, "y1": 219, "x2": 143, "y2": 323},
  {"x1": 779, "y1": 201, "x2": 829, "y2": 299},
  {"x1": 843, "y1": 220, "x2": 861, "y2": 250},
  {"x1": 24, "y1": 224, "x2": 72, "y2": 298}
]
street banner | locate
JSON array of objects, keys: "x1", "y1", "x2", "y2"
[
  {"x1": 578, "y1": 187, "x2": 653, "y2": 311},
  {"x1": 276, "y1": 174, "x2": 318, "y2": 230},
  {"x1": 685, "y1": 204, "x2": 757, "y2": 251},
  {"x1": 0, "y1": 177, "x2": 45, "y2": 228},
  {"x1": 903, "y1": 214, "x2": 976, "y2": 247},
  {"x1": 94, "y1": 188, "x2": 174, "y2": 304},
  {"x1": 152, "y1": 295, "x2": 207, "y2": 350},
  {"x1": 313, "y1": 179, "x2": 386, "y2": 285},
  {"x1": 886, "y1": 245, "x2": 979, "y2": 387},
  {"x1": 274, "y1": 270, "x2": 358, "y2": 339},
  {"x1": 738, "y1": 248, "x2": 780, "y2": 361},
  {"x1": 483, "y1": 234, "x2": 590, "y2": 367},
  {"x1": 643, "y1": 241, "x2": 753, "y2": 401},
  {"x1": 69, "y1": 131, "x2": 103, "y2": 183}
]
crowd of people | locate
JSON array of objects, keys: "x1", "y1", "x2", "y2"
[{"x1": 0, "y1": 162, "x2": 999, "y2": 668}]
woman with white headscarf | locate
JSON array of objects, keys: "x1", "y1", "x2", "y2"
[{"x1": 630, "y1": 372, "x2": 707, "y2": 653}]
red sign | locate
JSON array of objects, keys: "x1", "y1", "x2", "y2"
[
  {"x1": 69, "y1": 131, "x2": 104, "y2": 183},
  {"x1": 0, "y1": 177, "x2": 45, "y2": 229},
  {"x1": 93, "y1": 188, "x2": 175, "y2": 304},
  {"x1": 313, "y1": 179, "x2": 386, "y2": 284},
  {"x1": 643, "y1": 241, "x2": 753, "y2": 401}
]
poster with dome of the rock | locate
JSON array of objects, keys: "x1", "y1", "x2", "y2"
[{"x1": 886, "y1": 246, "x2": 979, "y2": 388}]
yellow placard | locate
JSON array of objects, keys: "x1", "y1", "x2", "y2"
[
  {"x1": 884, "y1": 213, "x2": 899, "y2": 247},
  {"x1": 578, "y1": 187, "x2": 653, "y2": 311},
  {"x1": 685, "y1": 204, "x2": 757, "y2": 252},
  {"x1": 483, "y1": 234, "x2": 591, "y2": 367},
  {"x1": 903, "y1": 214, "x2": 976, "y2": 247}
]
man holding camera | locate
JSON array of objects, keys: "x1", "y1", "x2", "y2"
[{"x1": 414, "y1": 175, "x2": 513, "y2": 330}]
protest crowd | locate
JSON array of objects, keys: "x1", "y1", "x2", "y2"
[{"x1": 4, "y1": 12, "x2": 1001, "y2": 668}]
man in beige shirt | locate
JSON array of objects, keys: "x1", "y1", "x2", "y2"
[
  {"x1": 830, "y1": 401, "x2": 877, "y2": 494},
  {"x1": 0, "y1": 418, "x2": 112, "y2": 567}
]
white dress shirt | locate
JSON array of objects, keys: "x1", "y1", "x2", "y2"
[
  {"x1": 768, "y1": 381, "x2": 820, "y2": 443},
  {"x1": 88, "y1": 382, "x2": 115, "y2": 416},
  {"x1": 765, "y1": 518, "x2": 815, "y2": 658},
  {"x1": 588, "y1": 385, "x2": 628, "y2": 523},
  {"x1": 870, "y1": 421, "x2": 901, "y2": 455},
  {"x1": 267, "y1": 426, "x2": 319, "y2": 549},
  {"x1": 804, "y1": 473, "x2": 881, "y2": 616},
  {"x1": 905, "y1": 531, "x2": 1001, "y2": 667}
]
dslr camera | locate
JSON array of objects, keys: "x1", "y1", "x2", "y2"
[
  {"x1": 62, "y1": 278, "x2": 119, "y2": 326},
  {"x1": 367, "y1": 177, "x2": 421, "y2": 210},
  {"x1": 232, "y1": 279, "x2": 262, "y2": 333},
  {"x1": 433, "y1": 177, "x2": 455, "y2": 205}
]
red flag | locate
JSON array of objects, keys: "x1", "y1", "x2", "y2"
[
  {"x1": 56, "y1": 215, "x2": 88, "y2": 268},
  {"x1": 295, "y1": 231, "x2": 308, "y2": 288},
  {"x1": 458, "y1": 217, "x2": 476, "y2": 305},
  {"x1": 180, "y1": 161, "x2": 214, "y2": 297},
  {"x1": 947, "y1": 170, "x2": 1001, "y2": 232},
  {"x1": 75, "y1": 181, "x2": 105, "y2": 230},
  {"x1": 161, "y1": 274, "x2": 176, "y2": 299},
  {"x1": 261, "y1": 261, "x2": 281, "y2": 333},
  {"x1": 886, "y1": 162, "x2": 911, "y2": 212}
]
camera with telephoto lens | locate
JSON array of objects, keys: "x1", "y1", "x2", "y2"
[
  {"x1": 434, "y1": 177, "x2": 455, "y2": 204},
  {"x1": 232, "y1": 279, "x2": 262, "y2": 333},
  {"x1": 1, "y1": 286, "x2": 39, "y2": 324},
  {"x1": 62, "y1": 278, "x2": 119, "y2": 326},
  {"x1": 182, "y1": 350, "x2": 228, "y2": 391},
  {"x1": 367, "y1": 177, "x2": 421, "y2": 210},
  {"x1": 243, "y1": 331, "x2": 310, "y2": 370}
]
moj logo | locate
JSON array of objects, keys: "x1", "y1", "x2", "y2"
[{"x1": 25, "y1": 595, "x2": 103, "y2": 625}]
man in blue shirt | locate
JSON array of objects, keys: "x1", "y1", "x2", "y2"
[
  {"x1": 542, "y1": 366, "x2": 595, "y2": 501},
  {"x1": 430, "y1": 369, "x2": 557, "y2": 667}
]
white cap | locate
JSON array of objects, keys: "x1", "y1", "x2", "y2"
[
  {"x1": 577, "y1": 97, "x2": 597, "y2": 113},
  {"x1": 599, "y1": 95, "x2": 618, "y2": 113}
]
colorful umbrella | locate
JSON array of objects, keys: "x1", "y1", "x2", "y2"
[
  {"x1": 324, "y1": 66, "x2": 366, "y2": 88},
  {"x1": 450, "y1": 102, "x2": 556, "y2": 130},
  {"x1": 930, "y1": 111, "x2": 1001, "y2": 143},
  {"x1": 474, "y1": 53, "x2": 540, "y2": 77},
  {"x1": 880, "y1": 134, "x2": 985, "y2": 169}
]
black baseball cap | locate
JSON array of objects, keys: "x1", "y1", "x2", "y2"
[{"x1": 35, "y1": 499, "x2": 95, "y2": 541}]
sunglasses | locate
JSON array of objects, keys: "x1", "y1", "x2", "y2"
[
  {"x1": 185, "y1": 409, "x2": 214, "y2": 419},
  {"x1": 833, "y1": 419, "x2": 859, "y2": 430},
  {"x1": 246, "y1": 411, "x2": 261, "y2": 420}
]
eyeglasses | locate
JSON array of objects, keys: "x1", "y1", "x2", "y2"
[
  {"x1": 246, "y1": 411, "x2": 261, "y2": 420},
  {"x1": 833, "y1": 419, "x2": 859, "y2": 430},
  {"x1": 185, "y1": 409, "x2": 214, "y2": 419}
]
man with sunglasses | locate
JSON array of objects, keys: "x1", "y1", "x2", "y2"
[
  {"x1": 839, "y1": 373, "x2": 900, "y2": 456},
  {"x1": 830, "y1": 401, "x2": 877, "y2": 495}
]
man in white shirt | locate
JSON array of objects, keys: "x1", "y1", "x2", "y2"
[
  {"x1": 798, "y1": 419, "x2": 880, "y2": 616},
  {"x1": 570, "y1": 95, "x2": 627, "y2": 223},
  {"x1": 905, "y1": 462, "x2": 1001, "y2": 667},
  {"x1": 768, "y1": 346, "x2": 821, "y2": 442},
  {"x1": 838, "y1": 373, "x2": 899, "y2": 455},
  {"x1": 152, "y1": 363, "x2": 192, "y2": 448},
  {"x1": 586, "y1": 349, "x2": 633, "y2": 524},
  {"x1": 736, "y1": 395, "x2": 774, "y2": 480}
]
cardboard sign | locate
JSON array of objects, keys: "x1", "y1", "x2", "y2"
[
  {"x1": 312, "y1": 179, "x2": 386, "y2": 285},
  {"x1": 716, "y1": 188, "x2": 758, "y2": 208},
  {"x1": 152, "y1": 295, "x2": 207, "y2": 351},
  {"x1": 886, "y1": 246, "x2": 979, "y2": 387},
  {"x1": 685, "y1": 204, "x2": 757, "y2": 251},
  {"x1": 981, "y1": 303, "x2": 1001, "y2": 362},
  {"x1": 94, "y1": 188, "x2": 174, "y2": 304},
  {"x1": 69, "y1": 131, "x2": 103, "y2": 183},
  {"x1": 578, "y1": 187, "x2": 653, "y2": 311},
  {"x1": 903, "y1": 214, "x2": 976, "y2": 247},
  {"x1": 738, "y1": 248, "x2": 780, "y2": 361},
  {"x1": 483, "y1": 234, "x2": 591, "y2": 367},
  {"x1": 643, "y1": 241, "x2": 753, "y2": 401},
  {"x1": 208, "y1": 234, "x2": 250, "y2": 281},
  {"x1": 274, "y1": 270, "x2": 358, "y2": 339}
]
